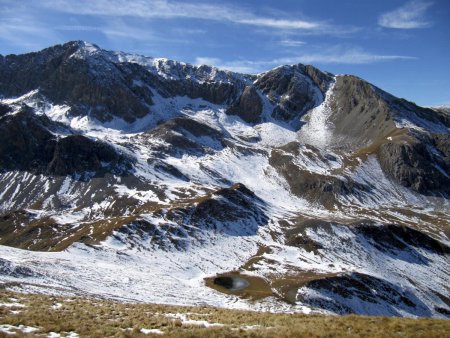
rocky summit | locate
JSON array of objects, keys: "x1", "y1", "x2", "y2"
[{"x1": 0, "y1": 41, "x2": 449, "y2": 317}]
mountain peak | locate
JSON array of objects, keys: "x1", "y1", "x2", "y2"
[
  {"x1": 61, "y1": 40, "x2": 114, "y2": 64},
  {"x1": 67, "y1": 40, "x2": 101, "y2": 56}
]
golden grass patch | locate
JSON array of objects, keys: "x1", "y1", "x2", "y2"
[{"x1": 0, "y1": 290, "x2": 449, "y2": 337}]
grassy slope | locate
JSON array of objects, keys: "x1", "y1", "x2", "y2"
[{"x1": 1, "y1": 291, "x2": 449, "y2": 337}]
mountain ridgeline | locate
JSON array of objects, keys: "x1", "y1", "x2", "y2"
[
  {"x1": 0, "y1": 41, "x2": 448, "y2": 194},
  {"x1": 0, "y1": 41, "x2": 449, "y2": 318}
]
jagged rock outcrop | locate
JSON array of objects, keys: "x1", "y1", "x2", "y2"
[
  {"x1": 377, "y1": 138, "x2": 450, "y2": 195},
  {"x1": 103, "y1": 183, "x2": 268, "y2": 250},
  {"x1": 226, "y1": 85, "x2": 263, "y2": 123},
  {"x1": 190, "y1": 183, "x2": 263, "y2": 223},
  {"x1": 299, "y1": 272, "x2": 425, "y2": 316},
  {"x1": 0, "y1": 105, "x2": 56, "y2": 173},
  {"x1": 137, "y1": 61, "x2": 247, "y2": 105},
  {"x1": 146, "y1": 117, "x2": 226, "y2": 158},
  {"x1": 0, "y1": 41, "x2": 153, "y2": 122},
  {"x1": 0, "y1": 104, "x2": 131, "y2": 178},
  {"x1": 356, "y1": 223, "x2": 450, "y2": 255},
  {"x1": 269, "y1": 144, "x2": 370, "y2": 207},
  {"x1": 255, "y1": 64, "x2": 332, "y2": 124},
  {"x1": 293, "y1": 222, "x2": 450, "y2": 317},
  {"x1": 47, "y1": 134, "x2": 131, "y2": 178},
  {"x1": 165, "y1": 183, "x2": 268, "y2": 235},
  {"x1": 328, "y1": 75, "x2": 450, "y2": 196}
]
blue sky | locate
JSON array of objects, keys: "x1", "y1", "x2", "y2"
[{"x1": 1, "y1": 0, "x2": 449, "y2": 106}]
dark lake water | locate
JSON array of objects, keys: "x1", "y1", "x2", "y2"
[{"x1": 213, "y1": 275, "x2": 250, "y2": 291}]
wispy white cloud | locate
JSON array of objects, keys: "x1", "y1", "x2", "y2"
[
  {"x1": 279, "y1": 39, "x2": 306, "y2": 47},
  {"x1": 0, "y1": 12, "x2": 60, "y2": 52},
  {"x1": 0, "y1": 0, "x2": 360, "y2": 55},
  {"x1": 170, "y1": 28, "x2": 206, "y2": 35},
  {"x1": 197, "y1": 57, "x2": 310, "y2": 74},
  {"x1": 39, "y1": 0, "x2": 348, "y2": 33},
  {"x1": 57, "y1": 19, "x2": 198, "y2": 46},
  {"x1": 57, "y1": 21, "x2": 157, "y2": 42},
  {"x1": 195, "y1": 47, "x2": 417, "y2": 74},
  {"x1": 195, "y1": 57, "x2": 259, "y2": 74},
  {"x1": 237, "y1": 18, "x2": 318, "y2": 30},
  {"x1": 276, "y1": 49, "x2": 417, "y2": 65},
  {"x1": 378, "y1": 0, "x2": 433, "y2": 29},
  {"x1": 195, "y1": 57, "x2": 222, "y2": 66}
]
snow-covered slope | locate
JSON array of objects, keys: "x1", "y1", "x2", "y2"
[{"x1": 0, "y1": 41, "x2": 449, "y2": 318}]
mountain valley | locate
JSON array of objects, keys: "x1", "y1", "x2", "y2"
[{"x1": 0, "y1": 41, "x2": 449, "y2": 318}]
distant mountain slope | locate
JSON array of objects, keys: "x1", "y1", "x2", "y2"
[{"x1": 0, "y1": 41, "x2": 449, "y2": 317}]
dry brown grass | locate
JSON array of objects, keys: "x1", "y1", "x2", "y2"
[{"x1": 1, "y1": 290, "x2": 449, "y2": 337}]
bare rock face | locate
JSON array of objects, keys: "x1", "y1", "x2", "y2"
[
  {"x1": 301, "y1": 64, "x2": 332, "y2": 93},
  {"x1": 297, "y1": 223, "x2": 450, "y2": 316},
  {"x1": 0, "y1": 41, "x2": 152, "y2": 123},
  {"x1": 141, "y1": 62, "x2": 245, "y2": 105},
  {"x1": 226, "y1": 85, "x2": 263, "y2": 123},
  {"x1": 326, "y1": 75, "x2": 450, "y2": 197},
  {"x1": 255, "y1": 64, "x2": 332, "y2": 124},
  {"x1": 47, "y1": 135, "x2": 130, "y2": 178},
  {"x1": 269, "y1": 146, "x2": 370, "y2": 207},
  {"x1": 43, "y1": 56, "x2": 152, "y2": 122},
  {"x1": 0, "y1": 42, "x2": 78, "y2": 97},
  {"x1": 329, "y1": 75, "x2": 397, "y2": 149},
  {"x1": 0, "y1": 104, "x2": 131, "y2": 179},
  {"x1": 163, "y1": 78, "x2": 240, "y2": 105},
  {"x1": 300, "y1": 272, "x2": 422, "y2": 315},
  {"x1": 166, "y1": 183, "x2": 268, "y2": 236},
  {"x1": 146, "y1": 117, "x2": 226, "y2": 158},
  {"x1": 433, "y1": 133, "x2": 450, "y2": 167},
  {"x1": 357, "y1": 223, "x2": 450, "y2": 255},
  {"x1": 0, "y1": 105, "x2": 56, "y2": 173},
  {"x1": 0, "y1": 103, "x2": 12, "y2": 116},
  {"x1": 377, "y1": 138, "x2": 450, "y2": 196}
]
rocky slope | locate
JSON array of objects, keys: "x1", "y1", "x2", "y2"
[{"x1": 0, "y1": 41, "x2": 449, "y2": 317}]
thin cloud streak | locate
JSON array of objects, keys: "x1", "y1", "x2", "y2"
[
  {"x1": 57, "y1": 21, "x2": 199, "y2": 46},
  {"x1": 378, "y1": 0, "x2": 433, "y2": 29},
  {"x1": 0, "y1": 13, "x2": 60, "y2": 53},
  {"x1": 40, "y1": 0, "x2": 347, "y2": 33},
  {"x1": 0, "y1": 0, "x2": 360, "y2": 54},
  {"x1": 195, "y1": 49, "x2": 418, "y2": 74},
  {"x1": 276, "y1": 51, "x2": 418, "y2": 65},
  {"x1": 279, "y1": 39, "x2": 306, "y2": 47}
]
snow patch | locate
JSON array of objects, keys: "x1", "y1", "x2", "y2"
[
  {"x1": 0, "y1": 324, "x2": 39, "y2": 334},
  {"x1": 140, "y1": 328, "x2": 164, "y2": 335},
  {"x1": 298, "y1": 79, "x2": 336, "y2": 149}
]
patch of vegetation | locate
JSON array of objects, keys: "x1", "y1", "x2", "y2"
[{"x1": 1, "y1": 291, "x2": 449, "y2": 337}]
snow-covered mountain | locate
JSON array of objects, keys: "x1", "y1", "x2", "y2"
[{"x1": 0, "y1": 41, "x2": 449, "y2": 317}]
